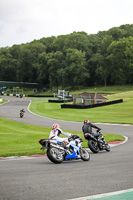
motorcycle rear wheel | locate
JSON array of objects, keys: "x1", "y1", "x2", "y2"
[
  {"x1": 80, "y1": 147, "x2": 90, "y2": 161},
  {"x1": 88, "y1": 140, "x2": 99, "y2": 153},
  {"x1": 47, "y1": 147, "x2": 64, "y2": 164}
]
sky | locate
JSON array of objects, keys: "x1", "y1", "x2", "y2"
[{"x1": 0, "y1": 0, "x2": 133, "y2": 48}]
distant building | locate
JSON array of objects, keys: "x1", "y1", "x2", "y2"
[{"x1": 73, "y1": 92, "x2": 107, "y2": 106}]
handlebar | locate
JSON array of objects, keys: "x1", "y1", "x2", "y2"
[
  {"x1": 96, "y1": 129, "x2": 101, "y2": 133},
  {"x1": 71, "y1": 135, "x2": 80, "y2": 139},
  {"x1": 68, "y1": 135, "x2": 80, "y2": 142}
]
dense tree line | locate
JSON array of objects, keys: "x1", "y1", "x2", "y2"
[{"x1": 0, "y1": 24, "x2": 133, "y2": 90}]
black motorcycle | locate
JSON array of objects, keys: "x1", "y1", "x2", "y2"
[
  {"x1": 84, "y1": 130, "x2": 110, "y2": 153},
  {"x1": 20, "y1": 109, "x2": 25, "y2": 118}
]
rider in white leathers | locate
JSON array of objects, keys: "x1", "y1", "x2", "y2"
[{"x1": 49, "y1": 123, "x2": 73, "y2": 144}]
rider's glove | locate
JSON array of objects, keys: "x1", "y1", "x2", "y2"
[
  {"x1": 97, "y1": 128, "x2": 101, "y2": 132},
  {"x1": 68, "y1": 137, "x2": 72, "y2": 142},
  {"x1": 71, "y1": 134, "x2": 79, "y2": 139}
]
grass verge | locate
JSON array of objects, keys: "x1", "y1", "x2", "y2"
[
  {"x1": 29, "y1": 91, "x2": 133, "y2": 124},
  {"x1": 0, "y1": 98, "x2": 8, "y2": 105}
]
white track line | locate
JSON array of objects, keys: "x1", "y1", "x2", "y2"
[{"x1": 68, "y1": 188, "x2": 133, "y2": 200}]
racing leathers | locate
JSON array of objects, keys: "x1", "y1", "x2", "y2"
[{"x1": 82, "y1": 122, "x2": 101, "y2": 137}]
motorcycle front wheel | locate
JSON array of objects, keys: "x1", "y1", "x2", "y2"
[
  {"x1": 47, "y1": 147, "x2": 64, "y2": 164},
  {"x1": 20, "y1": 113, "x2": 23, "y2": 118},
  {"x1": 105, "y1": 144, "x2": 110, "y2": 152},
  {"x1": 80, "y1": 147, "x2": 90, "y2": 161},
  {"x1": 88, "y1": 140, "x2": 99, "y2": 153}
]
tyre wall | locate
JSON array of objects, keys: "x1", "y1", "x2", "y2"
[{"x1": 61, "y1": 99, "x2": 123, "y2": 109}]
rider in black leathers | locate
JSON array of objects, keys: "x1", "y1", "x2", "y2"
[
  {"x1": 82, "y1": 120, "x2": 105, "y2": 142},
  {"x1": 20, "y1": 109, "x2": 25, "y2": 113}
]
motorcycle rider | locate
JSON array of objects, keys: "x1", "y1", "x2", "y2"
[
  {"x1": 49, "y1": 123, "x2": 76, "y2": 149},
  {"x1": 20, "y1": 108, "x2": 25, "y2": 113},
  {"x1": 82, "y1": 120, "x2": 105, "y2": 142}
]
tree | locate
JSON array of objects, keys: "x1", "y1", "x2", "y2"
[
  {"x1": 64, "y1": 48, "x2": 90, "y2": 89},
  {"x1": 52, "y1": 35, "x2": 66, "y2": 52},
  {"x1": 17, "y1": 46, "x2": 33, "y2": 82},
  {"x1": 37, "y1": 52, "x2": 49, "y2": 86},
  {"x1": 1, "y1": 24, "x2": 133, "y2": 90},
  {"x1": 107, "y1": 36, "x2": 133, "y2": 85},
  {"x1": 108, "y1": 27, "x2": 126, "y2": 41},
  {"x1": 95, "y1": 35, "x2": 113, "y2": 86},
  {"x1": 64, "y1": 32, "x2": 91, "y2": 53},
  {"x1": 0, "y1": 48, "x2": 17, "y2": 81},
  {"x1": 57, "y1": 68, "x2": 66, "y2": 89},
  {"x1": 40, "y1": 36, "x2": 56, "y2": 53},
  {"x1": 47, "y1": 51, "x2": 65, "y2": 90}
]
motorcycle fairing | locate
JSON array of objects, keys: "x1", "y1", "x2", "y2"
[{"x1": 65, "y1": 144, "x2": 81, "y2": 160}]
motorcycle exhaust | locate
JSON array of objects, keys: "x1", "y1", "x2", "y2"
[
  {"x1": 84, "y1": 133, "x2": 97, "y2": 141},
  {"x1": 50, "y1": 143, "x2": 65, "y2": 151}
]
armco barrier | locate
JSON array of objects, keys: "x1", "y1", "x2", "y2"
[
  {"x1": 27, "y1": 95, "x2": 54, "y2": 97},
  {"x1": 48, "y1": 99, "x2": 73, "y2": 103},
  {"x1": 27, "y1": 95, "x2": 72, "y2": 98},
  {"x1": 61, "y1": 99, "x2": 123, "y2": 109},
  {"x1": 4, "y1": 94, "x2": 25, "y2": 97}
]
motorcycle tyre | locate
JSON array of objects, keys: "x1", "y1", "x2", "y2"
[
  {"x1": 80, "y1": 147, "x2": 90, "y2": 161},
  {"x1": 105, "y1": 144, "x2": 110, "y2": 152},
  {"x1": 47, "y1": 147, "x2": 64, "y2": 164},
  {"x1": 88, "y1": 140, "x2": 99, "y2": 153},
  {"x1": 20, "y1": 113, "x2": 23, "y2": 118}
]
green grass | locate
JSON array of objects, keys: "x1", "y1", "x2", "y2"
[
  {"x1": 0, "y1": 117, "x2": 48, "y2": 157},
  {"x1": 0, "y1": 98, "x2": 8, "y2": 105},
  {"x1": 29, "y1": 91, "x2": 133, "y2": 124},
  {"x1": 41, "y1": 85, "x2": 133, "y2": 95},
  {"x1": 0, "y1": 117, "x2": 124, "y2": 157},
  {"x1": 1, "y1": 85, "x2": 132, "y2": 157},
  {"x1": 71, "y1": 85, "x2": 133, "y2": 94}
]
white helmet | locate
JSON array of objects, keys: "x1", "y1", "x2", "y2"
[{"x1": 52, "y1": 123, "x2": 60, "y2": 130}]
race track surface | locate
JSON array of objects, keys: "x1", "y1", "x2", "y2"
[{"x1": 0, "y1": 96, "x2": 133, "y2": 200}]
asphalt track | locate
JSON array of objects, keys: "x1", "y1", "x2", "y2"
[{"x1": 0, "y1": 96, "x2": 133, "y2": 200}]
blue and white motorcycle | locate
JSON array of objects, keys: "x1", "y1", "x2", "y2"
[{"x1": 39, "y1": 135, "x2": 90, "y2": 164}]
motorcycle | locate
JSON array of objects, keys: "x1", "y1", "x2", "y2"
[
  {"x1": 84, "y1": 130, "x2": 110, "y2": 153},
  {"x1": 20, "y1": 109, "x2": 25, "y2": 118},
  {"x1": 39, "y1": 135, "x2": 90, "y2": 164}
]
